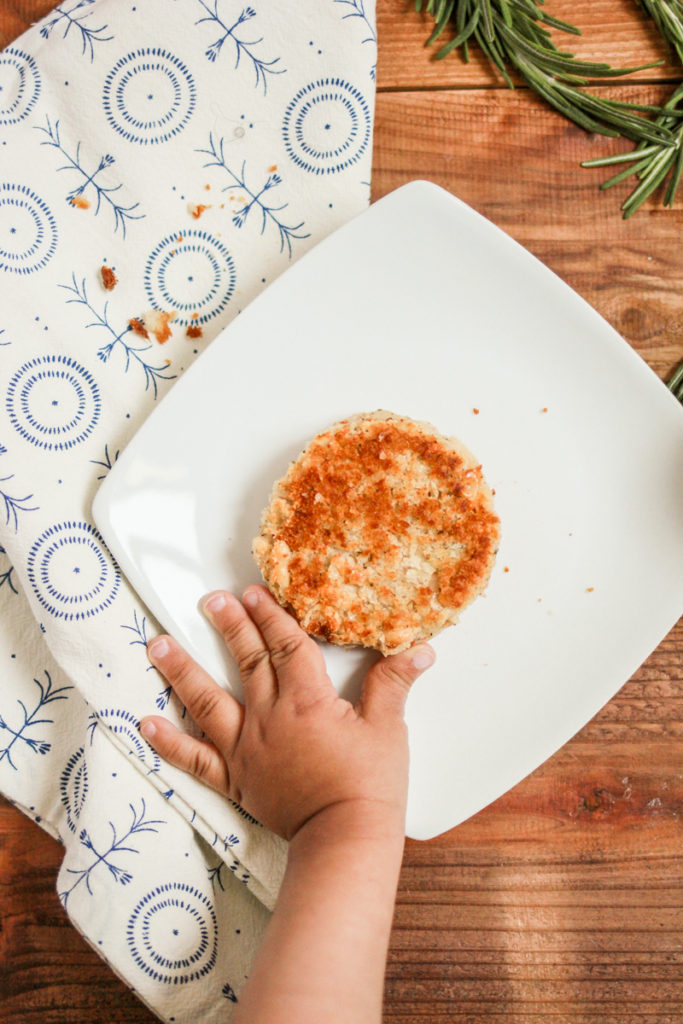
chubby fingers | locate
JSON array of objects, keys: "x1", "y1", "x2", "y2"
[
  {"x1": 202, "y1": 589, "x2": 280, "y2": 708},
  {"x1": 139, "y1": 716, "x2": 230, "y2": 795},
  {"x1": 145, "y1": 633, "x2": 244, "y2": 752},
  {"x1": 360, "y1": 644, "x2": 436, "y2": 723},
  {"x1": 241, "y1": 585, "x2": 331, "y2": 700}
]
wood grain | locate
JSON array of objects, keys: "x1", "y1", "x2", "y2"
[
  {"x1": 0, "y1": 0, "x2": 57, "y2": 46},
  {"x1": 376, "y1": 0, "x2": 682, "y2": 89},
  {"x1": 1, "y1": 1, "x2": 682, "y2": 1022}
]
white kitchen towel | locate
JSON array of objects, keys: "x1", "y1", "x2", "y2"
[{"x1": 0, "y1": 0, "x2": 377, "y2": 1018}]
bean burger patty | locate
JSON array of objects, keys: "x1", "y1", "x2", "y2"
[{"x1": 252, "y1": 411, "x2": 500, "y2": 654}]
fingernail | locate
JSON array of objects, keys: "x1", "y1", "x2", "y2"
[
  {"x1": 203, "y1": 592, "x2": 226, "y2": 616},
  {"x1": 242, "y1": 587, "x2": 259, "y2": 608},
  {"x1": 140, "y1": 720, "x2": 156, "y2": 740},
  {"x1": 411, "y1": 646, "x2": 435, "y2": 671},
  {"x1": 148, "y1": 637, "x2": 170, "y2": 659}
]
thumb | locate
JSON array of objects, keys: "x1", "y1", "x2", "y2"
[{"x1": 360, "y1": 644, "x2": 435, "y2": 722}]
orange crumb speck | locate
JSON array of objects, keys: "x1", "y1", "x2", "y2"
[
  {"x1": 541, "y1": 407, "x2": 548, "y2": 413},
  {"x1": 220, "y1": 203, "x2": 225, "y2": 209},
  {"x1": 504, "y1": 566, "x2": 510, "y2": 573},
  {"x1": 177, "y1": 235, "x2": 184, "y2": 242},
  {"x1": 586, "y1": 587, "x2": 594, "y2": 593},
  {"x1": 268, "y1": 164, "x2": 277, "y2": 172},
  {"x1": 143, "y1": 309, "x2": 177, "y2": 344},
  {"x1": 204, "y1": 184, "x2": 211, "y2": 190},
  {"x1": 100, "y1": 265, "x2": 118, "y2": 291},
  {"x1": 129, "y1": 317, "x2": 149, "y2": 339},
  {"x1": 491, "y1": 488, "x2": 496, "y2": 495},
  {"x1": 190, "y1": 312, "x2": 199, "y2": 320},
  {"x1": 189, "y1": 203, "x2": 211, "y2": 219},
  {"x1": 164, "y1": 359, "x2": 171, "y2": 366},
  {"x1": 186, "y1": 324, "x2": 203, "y2": 339},
  {"x1": 70, "y1": 195, "x2": 90, "y2": 209},
  {"x1": 472, "y1": 408, "x2": 480, "y2": 415}
]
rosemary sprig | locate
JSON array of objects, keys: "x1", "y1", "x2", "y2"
[
  {"x1": 581, "y1": 3, "x2": 683, "y2": 217},
  {"x1": 415, "y1": 0, "x2": 677, "y2": 143},
  {"x1": 581, "y1": 84, "x2": 683, "y2": 217},
  {"x1": 636, "y1": 0, "x2": 683, "y2": 67}
]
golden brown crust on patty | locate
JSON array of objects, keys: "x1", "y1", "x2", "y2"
[{"x1": 252, "y1": 411, "x2": 500, "y2": 654}]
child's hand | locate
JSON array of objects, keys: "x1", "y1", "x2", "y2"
[{"x1": 140, "y1": 585, "x2": 435, "y2": 842}]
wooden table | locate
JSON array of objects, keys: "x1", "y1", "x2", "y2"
[{"x1": 1, "y1": 2, "x2": 681, "y2": 1021}]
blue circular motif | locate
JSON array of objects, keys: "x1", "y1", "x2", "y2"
[
  {"x1": 144, "y1": 229, "x2": 236, "y2": 326},
  {"x1": 282, "y1": 78, "x2": 371, "y2": 175},
  {"x1": 0, "y1": 183, "x2": 58, "y2": 275},
  {"x1": 95, "y1": 707, "x2": 161, "y2": 771},
  {"x1": 0, "y1": 48, "x2": 41, "y2": 126},
  {"x1": 103, "y1": 48, "x2": 196, "y2": 145},
  {"x1": 6, "y1": 354, "x2": 101, "y2": 451},
  {"x1": 127, "y1": 883, "x2": 218, "y2": 984},
  {"x1": 27, "y1": 521, "x2": 120, "y2": 621},
  {"x1": 60, "y1": 747, "x2": 88, "y2": 833}
]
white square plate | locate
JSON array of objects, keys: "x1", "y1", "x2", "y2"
[{"x1": 94, "y1": 180, "x2": 683, "y2": 840}]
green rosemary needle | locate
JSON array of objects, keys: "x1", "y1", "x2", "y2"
[
  {"x1": 580, "y1": 0, "x2": 683, "y2": 217},
  {"x1": 668, "y1": 358, "x2": 683, "y2": 403},
  {"x1": 636, "y1": 0, "x2": 683, "y2": 67},
  {"x1": 415, "y1": 0, "x2": 676, "y2": 143},
  {"x1": 581, "y1": 82, "x2": 683, "y2": 217}
]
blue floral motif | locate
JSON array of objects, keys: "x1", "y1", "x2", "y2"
[
  {"x1": 0, "y1": 183, "x2": 58, "y2": 275},
  {"x1": 6, "y1": 354, "x2": 101, "y2": 452},
  {"x1": 121, "y1": 609, "x2": 149, "y2": 648},
  {"x1": 0, "y1": 545, "x2": 18, "y2": 595},
  {"x1": 90, "y1": 442, "x2": 119, "y2": 479},
  {"x1": 143, "y1": 229, "x2": 236, "y2": 326},
  {"x1": 26, "y1": 520, "x2": 120, "y2": 621},
  {"x1": 0, "y1": 475, "x2": 39, "y2": 531},
  {"x1": 0, "y1": 671, "x2": 73, "y2": 771},
  {"x1": 210, "y1": 830, "x2": 240, "y2": 852},
  {"x1": 60, "y1": 274, "x2": 176, "y2": 397},
  {"x1": 156, "y1": 685, "x2": 172, "y2": 711},
  {"x1": 126, "y1": 882, "x2": 218, "y2": 985},
  {"x1": 121, "y1": 610, "x2": 156, "y2": 672},
  {"x1": 282, "y1": 78, "x2": 372, "y2": 175},
  {"x1": 60, "y1": 746, "x2": 89, "y2": 832},
  {"x1": 36, "y1": 117, "x2": 144, "y2": 238},
  {"x1": 209, "y1": 852, "x2": 250, "y2": 888},
  {"x1": 59, "y1": 799, "x2": 165, "y2": 907},
  {"x1": 102, "y1": 48, "x2": 196, "y2": 146},
  {"x1": 333, "y1": 0, "x2": 377, "y2": 79},
  {"x1": 0, "y1": 48, "x2": 41, "y2": 126},
  {"x1": 197, "y1": 135, "x2": 310, "y2": 257},
  {"x1": 194, "y1": 2, "x2": 284, "y2": 93},
  {"x1": 222, "y1": 981, "x2": 238, "y2": 1002},
  {"x1": 89, "y1": 706, "x2": 161, "y2": 772},
  {"x1": 39, "y1": 0, "x2": 113, "y2": 62}
]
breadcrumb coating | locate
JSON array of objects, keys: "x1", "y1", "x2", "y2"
[{"x1": 253, "y1": 411, "x2": 500, "y2": 654}]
